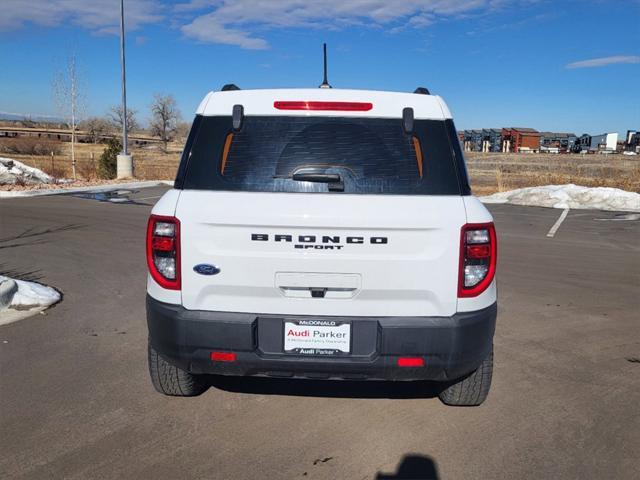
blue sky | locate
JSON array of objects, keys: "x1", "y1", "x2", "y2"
[{"x1": 1, "y1": 0, "x2": 639, "y2": 135}]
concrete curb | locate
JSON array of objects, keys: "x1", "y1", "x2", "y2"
[
  {"x1": 0, "y1": 180, "x2": 174, "y2": 199},
  {"x1": 0, "y1": 306, "x2": 47, "y2": 326}
]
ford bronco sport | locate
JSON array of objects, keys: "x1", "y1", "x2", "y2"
[{"x1": 146, "y1": 85, "x2": 497, "y2": 406}]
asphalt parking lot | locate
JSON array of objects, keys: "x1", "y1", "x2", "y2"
[{"x1": 1, "y1": 186, "x2": 639, "y2": 480}]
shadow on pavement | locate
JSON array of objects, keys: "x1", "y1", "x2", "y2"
[
  {"x1": 71, "y1": 189, "x2": 152, "y2": 206},
  {"x1": 0, "y1": 224, "x2": 86, "y2": 244},
  {"x1": 376, "y1": 455, "x2": 440, "y2": 480},
  {"x1": 0, "y1": 264, "x2": 44, "y2": 282},
  {"x1": 0, "y1": 224, "x2": 87, "y2": 251},
  {"x1": 207, "y1": 375, "x2": 441, "y2": 399}
]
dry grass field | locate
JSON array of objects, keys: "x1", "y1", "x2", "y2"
[
  {"x1": 465, "y1": 151, "x2": 640, "y2": 195},
  {"x1": 2, "y1": 138, "x2": 639, "y2": 194},
  {"x1": 0, "y1": 140, "x2": 182, "y2": 182}
]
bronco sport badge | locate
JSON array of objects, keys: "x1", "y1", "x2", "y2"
[{"x1": 251, "y1": 233, "x2": 388, "y2": 250}]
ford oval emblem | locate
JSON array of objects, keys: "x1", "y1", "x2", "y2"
[{"x1": 193, "y1": 264, "x2": 221, "y2": 275}]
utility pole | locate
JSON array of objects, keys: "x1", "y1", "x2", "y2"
[{"x1": 117, "y1": 0, "x2": 133, "y2": 178}]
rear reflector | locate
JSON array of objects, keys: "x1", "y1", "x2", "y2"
[
  {"x1": 210, "y1": 351, "x2": 237, "y2": 362},
  {"x1": 397, "y1": 357, "x2": 425, "y2": 367},
  {"x1": 274, "y1": 101, "x2": 373, "y2": 111}
]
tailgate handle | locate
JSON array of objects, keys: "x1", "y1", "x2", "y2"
[
  {"x1": 275, "y1": 273, "x2": 361, "y2": 299},
  {"x1": 279, "y1": 286, "x2": 357, "y2": 299}
]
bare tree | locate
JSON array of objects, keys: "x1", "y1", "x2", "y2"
[
  {"x1": 150, "y1": 94, "x2": 181, "y2": 151},
  {"x1": 174, "y1": 120, "x2": 191, "y2": 142},
  {"x1": 108, "y1": 105, "x2": 138, "y2": 136},
  {"x1": 80, "y1": 117, "x2": 112, "y2": 143},
  {"x1": 52, "y1": 54, "x2": 86, "y2": 180}
]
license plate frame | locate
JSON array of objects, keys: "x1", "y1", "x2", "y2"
[{"x1": 283, "y1": 319, "x2": 351, "y2": 356}]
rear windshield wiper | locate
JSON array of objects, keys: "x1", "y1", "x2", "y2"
[
  {"x1": 276, "y1": 170, "x2": 345, "y2": 192},
  {"x1": 292, "y1": 172, "x2": 341, "y2": 184}
]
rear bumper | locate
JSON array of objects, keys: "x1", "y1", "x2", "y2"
[{"x1": 147, "y1": 295, "x2": 496, "y2": 382}]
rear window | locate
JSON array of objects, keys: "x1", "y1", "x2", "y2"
[{"x1": 178, "y1": 115, "x2": 466, "y2": 195}]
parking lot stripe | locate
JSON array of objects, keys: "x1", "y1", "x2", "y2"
[{"x1": 547, "y1": 208, "x2": 570, "y2": 238}]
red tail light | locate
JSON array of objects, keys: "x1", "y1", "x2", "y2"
[
  {"x1": 274, "y1": 101, "x2": 373, "y2": 111},
  {"x1": 146, "y1": 215, "x2": 180, "y2": 290},
  {"x1": 458, "y1": 223, "x2": 497, "y2": 298}
]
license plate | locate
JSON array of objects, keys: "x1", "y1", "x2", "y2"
[{"x1": 284, "y1": 320, "x2": 351, "y2": 355}]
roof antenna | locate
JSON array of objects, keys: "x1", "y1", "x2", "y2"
[{"x1": 319, "y1": 43, "x2": 332, "y2": 89}]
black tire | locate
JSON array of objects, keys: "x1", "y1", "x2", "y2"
[
  {"x1": 438, "y1": 348, "x2": 493, "y2": 406},
  {"x1": 148, "y1": 341, "x2": 208, "y2": 396}
]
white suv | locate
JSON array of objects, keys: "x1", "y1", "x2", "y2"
[{"x1": 146, "y1": 86, "x2": 497, "y2": 406}]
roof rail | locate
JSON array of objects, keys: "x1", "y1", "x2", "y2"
[
  {"x1": 413, "y1": 87, "x2": 430, "y2": 95},
  {"x1": 221, "y1": 84, "x2": 240, "y2": 91}
]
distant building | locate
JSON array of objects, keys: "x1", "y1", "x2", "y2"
[
  {"x1": 462, "y1": 130, "x2": 483, "y2": 152},
  {"x1": 481, "y1": 129, "x2": 502, "y2": 152},
  {"x1": 457, "y1": 128, "x2": 630, "y2": 154},
  {"x1": 589, "y1": 132, "x2": 618, "y2": 152},
  {"x1": 540, "y1": 132, "x2": 577, "y2": 153},
  {"x1": 501, "y1": 128, "x2": 541, "y2": 153},
  {"x1": 575, "y1": 134, "x2": 591, "y2": 152},
  {"x1": 460, "y1": 129, "x2": 502, "y2": 152},
  {"x1": 625, "y1": 130, "x2": 639, "y2": 152}
]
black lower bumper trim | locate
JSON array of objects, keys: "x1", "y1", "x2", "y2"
[{"x1": 147, "y1": 295, "x2": 496, "y2": 382}]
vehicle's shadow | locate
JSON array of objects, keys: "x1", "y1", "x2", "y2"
[
  {"x1": 208, "y1": 375, "x2": 441, "y2": 399},
  {"x1": 376, "y1": 454, "x2": 440, "y2": 479}
]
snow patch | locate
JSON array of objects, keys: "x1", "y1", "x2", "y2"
[
  {"x1": 480, "y1": 184, "x2": 640, "y2": 212},
  {"x1": 0, "y1": 157, "x2": 57, "y2": 185},
  {"x1": 0, "y1": 275, "x2": 61, "y2": 326}
]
